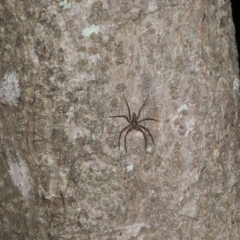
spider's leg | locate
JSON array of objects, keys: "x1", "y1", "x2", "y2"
[
  {"x1": 137, "y1": 94, "x2": 149, "y2": 120},
  {"x1": 118, "y1": 125, "x2": 129, "y2": 149},
  {"x1": 139, "y1": 124, "x2": 155, "y2": 145},
  {"x1": 123, "y1": 95, "x2": 131, "y2": 120},
  {"x1": 109, "y1": 115, "x2": 130, "y2": 123},
  {"x1": 138, "y1": 128, "x2": 148, "y2": 149},
  {"x1": 138, "y1": 117, "x2": 160, "y2": 123},
  {"x1": 124, "y1": 128, "x2": 131, "y2": 152}
]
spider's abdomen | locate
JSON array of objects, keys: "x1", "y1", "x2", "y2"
[{"x1": 132, "y1": 121, "x2": 138, "y2": 129}]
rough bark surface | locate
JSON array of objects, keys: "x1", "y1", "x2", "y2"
[{"x1": 0, "y1": 0, "x2": 240, "y2": 239}]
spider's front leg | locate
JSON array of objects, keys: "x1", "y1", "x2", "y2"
[
  {"x1": 138, "y1": 117, "x2": 160, "y2": 123},
  {"x1": 109, "y1": 115, "x2": 130, "y2": 123}
]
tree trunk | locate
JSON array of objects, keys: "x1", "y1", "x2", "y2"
[{"x1": 0, "y1": 0, "x2": 239, "y2": 239}]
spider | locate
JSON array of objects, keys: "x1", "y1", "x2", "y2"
[{"x1": 109, "y1": 95, "x2": 160, "y2": 152}]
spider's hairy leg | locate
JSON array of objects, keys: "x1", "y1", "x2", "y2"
[
  {"x1": 123, "y1": 95, "x2": 131, "y2": 120},
  {"x1": 109, "y1": 115, "x2": 130, "y2": 123},
  {"x1": 138, "y1": 128, "x2": 148, "y2": 149},
  {"x1": 138, "y1": 117, "x2": 160, "y2": 123},
  {"x1": 124, "y1": 128, "x2": 131, "y2": 152},
  {"x1": 118, "y1": 125, "x2": 129, "y2": 149},
  {"x1": 139, "y1": 124, "x2": 155, "y2": 145},
  {"x1": 137, "y1": 94, "x2": 149, "y2": 120}
]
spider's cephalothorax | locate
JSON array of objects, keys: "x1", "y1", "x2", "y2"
[
  {"x1": 131, "y1": 112, "x2": 138, "y2": 128},
  {"x1": 109, "y1": 95, "x2": 160, "y2": 152}
]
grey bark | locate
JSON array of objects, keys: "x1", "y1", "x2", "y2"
[{"x1": 0, "y1": 0, "x2": 239, "y2": 239}]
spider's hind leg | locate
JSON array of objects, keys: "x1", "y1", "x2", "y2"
[
  {"x1": 139, "y1": 124, "x2": 155, "y2": 145},
  {"x1": 124, "y1": 129, "x2": 131, "y2": 152},
  {"x1": 138, "y1": 128, "x2": 148, "y2": 149},
  {"x1": 137, "y1": 95, "x2": 149, "y2": 120},
  {"x1": 118, "y1": 125, "x2": 129, "y2": 149},
  {"x1": 123, "y1": 95, "x2": 131, "y2": 120}
]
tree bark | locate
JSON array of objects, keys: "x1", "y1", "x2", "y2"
[{"x1": 0, "y1": 0, "x2": 239, "y2": 239}]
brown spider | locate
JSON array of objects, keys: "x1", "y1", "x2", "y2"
[{"x1": 109, "y1": 95, "x2": 160, "y2": 152}]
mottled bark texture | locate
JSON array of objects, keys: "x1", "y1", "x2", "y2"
[{"x1": 0, "y1": 0, "x2": 239, "y2": 239}]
